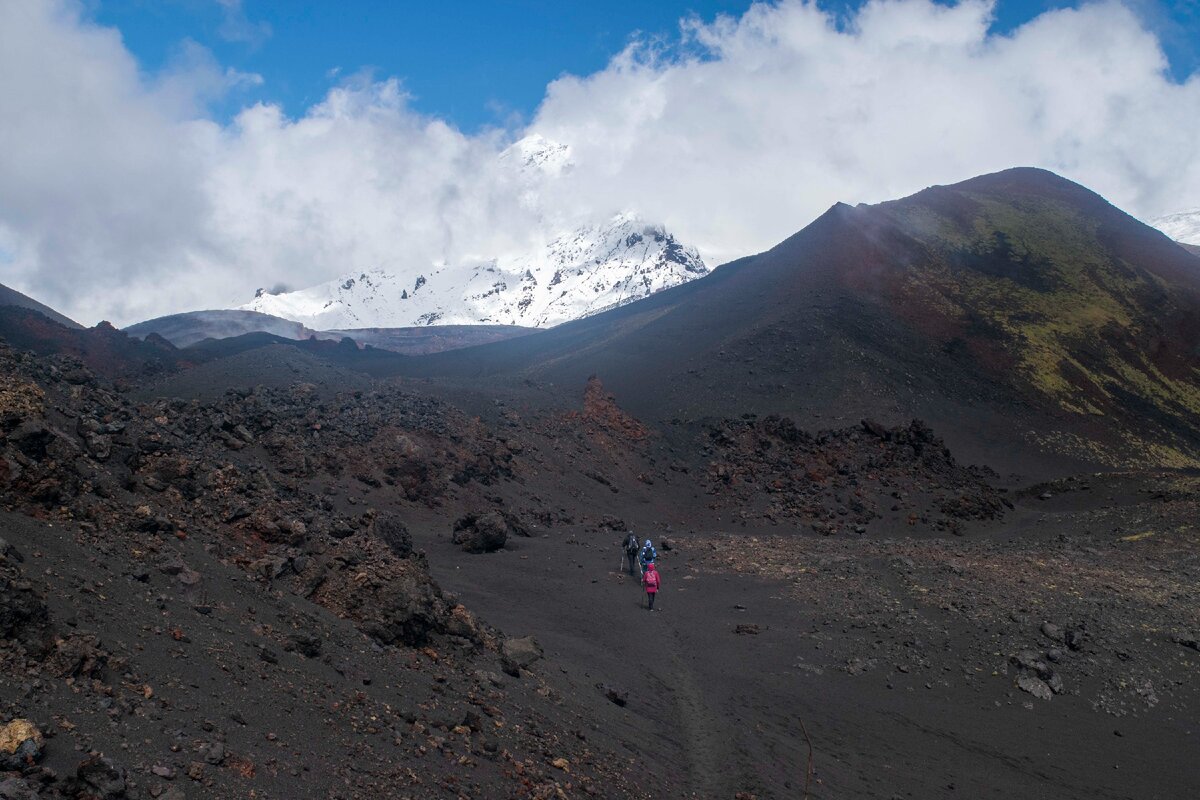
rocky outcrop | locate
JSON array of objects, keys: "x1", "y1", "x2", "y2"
[
  {"x1": 373, "y1": 512, "x2": 412, "y2": 558},
  {"x1": 576, "y1": 376, "x2": 648, "y2": 441},
  {"x1": 703, "y1": 415, "x2": 1009, "y2": 534},
  {"x1": 451, "y1": 512, "x2": 509, "y2": 553}
]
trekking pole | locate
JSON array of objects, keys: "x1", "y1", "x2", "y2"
[{"x1": 799, "y1": 714, "x2": 814, "y2": 799}]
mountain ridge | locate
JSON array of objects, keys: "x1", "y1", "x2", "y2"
[
  {"x1": 383, "y1": 167, "x2": 1200, "y2": 472},
  {"x1": 0, "y1": 282, "x2": 82, "y2": 329},
  {"x1": 242, "y1": 212, "x2": 708, "y2": 329}
]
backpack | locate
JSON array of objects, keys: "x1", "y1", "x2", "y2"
[
  {"x1": 624, "y1": 534, "x2": 639, "y2": 555},
  {"x1": 644, "y1": 570, "x2": 659, "y2": 591}
]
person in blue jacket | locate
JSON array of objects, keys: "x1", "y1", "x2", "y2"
[{"x1": 638, "y1": 538, "x2": 657, "y2": 575}]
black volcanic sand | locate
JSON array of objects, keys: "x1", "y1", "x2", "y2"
[
  {"x1": 413, "y1": 476, "x2": 1200, "y2": 799},
  {"x1": 0, "y1": 508, "x2": 665, "y2": 799},
  {"x1": 7, "y1": 344, "x2": 1197, "y2": 797},
  {"x1": 2, "y1": 326, "x2": 1200, "y2": 797}
]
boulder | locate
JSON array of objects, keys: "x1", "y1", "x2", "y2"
[
  {"x1": 1039, "y1": 622, "x2": 1063, "y2": 642},
  {"x1": 500, "y1": 635, "x2": 543, "y2": 675},
  {"x1": 0, "y1": 719, "x2": 43, "y2": 771},
  {"x1": 1016, "y1": 674, "x2": 1053, "y2": 700},
  {"x1": 375, "y1": 513, "x2": 412, "y2": 558},
  {"x1": 48, "y1": 634, "x2": 109, "y2": 679},
  {"x1": 452, "y1": 512, "x2": 508, "y2": 554},
  {"x1": 597, "y1": 684, "x2": 628, "y2": 707},
  {"x1": 74, "y1": 756, "x2": 127, "y2": 799},
  {"x1": 289, "y1": 633, "x2": 323, "y2": 658},
  {"x1": 366, "y1": 576, "x2": 444, "y2": 646},
  {"x1": 1010, "y1": 650, "x2": 1052, "y2": 679},
  {"x1": 249, "y1": 555, "x2": 290, "y2": 581}
]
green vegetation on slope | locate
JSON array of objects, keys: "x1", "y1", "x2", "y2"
[{"x1": 882, "y1": 189, "x2": 1200, "y2": 466}]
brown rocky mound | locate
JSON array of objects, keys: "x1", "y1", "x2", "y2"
[{"x1": 702, "y1": 415, "x2": 1009, "y2": 533}]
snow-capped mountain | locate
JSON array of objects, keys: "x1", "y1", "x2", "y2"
[
  {"x1": 500, "y1": 133, "x2": 572, "y2": 178},
  {"x1": 242, "y1": 212, "x2": 708, "y2": 329},
  {"x1": 1150, "y1": 209, "x2": 1200, "y2": 245},
  {"x1": 240, "y1": 134, "x2": 710, "y2": 329}
]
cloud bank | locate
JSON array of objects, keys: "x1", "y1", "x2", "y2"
[{"x1": 1, "y1": 0, "x2": 1199, "y2": 325}]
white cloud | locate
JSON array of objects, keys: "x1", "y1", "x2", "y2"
[
  {"x1": 1, "y1": 0, "x2": 1199, "y2": 326},
  {"x1": 216, "y1": 0, "x2": 272, "y2": 48},
  {"x1": 532, "y1": 0, "x2": 1200, "y2": 261}
]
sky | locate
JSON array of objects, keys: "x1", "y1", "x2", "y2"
[
  {"x1": 92, "y1": 0, "x2": 1200, "y2": 130},
  {"x1": 2, "y1": 0, "x2": 1200, "y2": 325}
]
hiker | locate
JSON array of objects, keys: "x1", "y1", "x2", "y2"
[
  {"x1": 638, "y1": 538, "x2": 657, "y2": 576},
  {"x1": 623, "y1": 531, "x2": 640, "y2": 575},
  {"x1": 642, "y1": 561, "x2": 660, "y2": 610}
]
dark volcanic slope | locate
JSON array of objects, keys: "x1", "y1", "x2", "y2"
[
  {"x1": 125, "y1": 309, "x2": 321, "y2": 348},
  {"x1": 0, "y1": 283, "x2": 81, "y2": 329},
  {"x1": 0, "y1": 308, "x2": 189, "y2": 380},
  {"x1": 391, "y1": 168, "x2": 1200, "y2": 473}
]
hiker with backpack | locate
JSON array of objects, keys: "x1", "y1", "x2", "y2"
[
  {"x1": 642, "y1": 561, "x2": 661, "y2": 610},
  {"x1": 622, "y1": 532, "x2": 640, "y2": 575},
  {"x1": 638, "y1": 538, "x2": 657, "y2": 576}
]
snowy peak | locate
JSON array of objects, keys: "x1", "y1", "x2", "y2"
[
  {"x1": 501, "y1": 134, "x2": 573, "y2": 177},
  {"x1": 241, "y1": 133, "x2": 711, "y2": 330},
  {"x1": 1150, "y1": 209, "x2": 1200, "y2": 245},
  {"x1": 241, "y1": 214, "x2": 708, "y2": 330}
]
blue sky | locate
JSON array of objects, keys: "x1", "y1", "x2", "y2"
[{"x1": 92, "y1": 0, "x2": 1200, "y2": 130}]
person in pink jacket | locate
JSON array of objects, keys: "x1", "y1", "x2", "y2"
[{"x1": 642, "y1": 561, "x2": 660, "y2": 610}]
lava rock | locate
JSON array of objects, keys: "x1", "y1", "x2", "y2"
[
  {"x1": 1040, "y1": 622, "x2": 1063, "y2": 642},
  {"x1": 451, "y1": 512, "x2": 508, "y2": 554},
  {"x1": 0, "y1": 720, "x2": 44, "y2": 771},
  {"x1": 375, "y1": 513, "x2": 412, "y2": 558},
  {"x1": 596, "y1": 684, "x2": 628, "y2": 707},
  {"x1": 74, "y1": 756, "x2": 127, "y2": 799},
  {"x1": 500, "y1": 635, "x2": 543, "y2": 675},
  {"x1": 1011, "y1": 650, "x2": 1052, "y2": 679},
  {"x1": 597, "y1": 515, "x2": 626, "y2": 531},
  {"x1": 289, "y1": 633, "x2": 323, "y2": 658},
  {"x1": 1016, "y1": 674, "x2": 1053, "y2": 700}
]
